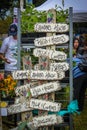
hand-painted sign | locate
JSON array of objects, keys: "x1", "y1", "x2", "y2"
[
  {"x1": 22, "y1": 55, "x2": 32, "y2": 70},
  {"x1": 12, "y1": 70, "x2": 30, "y2": 80},
  {"x1": 12, "y1": 70, "x2": 65, "y2": 80},
  {"x1": 33, "y1": 114, "x2": 63, "y2": 127},
  {"x1": 50, "y1": 62, "x2": 69, "y2": 72},
  {"x1": 30, "y1": 81, "x2": 61, "y2": 97},
  {"x1": 33, "y1": 48, "x2": 67, "y2": 61},
  {"x1": 7, "y1": 102, "x2": 32, "y2": 114},
  {"x1": 34, "y1": 34, "x2": 69, "y2": 47},
  {"x1": 15, "y1": 84, "x2": 30, "y2": 97},
  {"x1": 30, "y1": 98, "x2": 61, "y2": 112},
  {"x1": 34, "y1": 23, "x2": 69, "y2": 32},
  {"x1": 30, "y1": 70, "x2": 65, "y2": 80}
]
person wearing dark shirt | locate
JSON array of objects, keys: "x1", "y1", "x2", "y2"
[{"x1": 73, "y1": 54, "x2": 87, "y2": 111}]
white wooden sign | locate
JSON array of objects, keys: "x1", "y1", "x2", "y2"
[
  {"x1": 30, "y1": 81, "x2": 61, "y2": 97},
  {"x1": 30, "y1": 98, "x2": 61, "y2": 112},
  {"x1": 50, "y1": 62, "x2": 69, "y2": 72},
  {"x1": 7, "y1": 102, "x2": 32, "y2": 114},
  {"x1": 34, "y1": 34, "x2": 69, "y2": 47},
  {"x1": 33, "y1": 114, "x2": 63, "y2": 127},
  {"x1": 33, "y1": 48, "x2": 67, "y2": 61},
  {"x1": 34, "y1": 23, "x2": 69, "y2": 32},
  {"x1": 15, "y1": 84, "x2": 30, "y2": 97},
  {"x1": 12, "y1": 70, "x2": 30, "y2": 80},
  {"x1": 12, "y1": 70, "x2": 65, "y2": 80},
  {"x1": 30, "y1": 70, "x2": 65, "y2": 80}
]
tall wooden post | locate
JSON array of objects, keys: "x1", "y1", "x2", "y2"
[{"x1": 46, "y1": 9, "x2": 56, "y2": 130}]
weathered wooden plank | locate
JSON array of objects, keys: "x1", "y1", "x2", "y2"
[
  {"x1": 15, "y1": 84, "x2": 30, "y2": 97},
  {"x1": 30, "y1": 81, "x2": 61, "y2": 97},
  {"x1": 34, "y1": 23, "x2": 69, "y2": 32},
  {"x1": 50, "y1": 62, "x2": 69, "y2": 72},
  {"x1": 33, "y1": 115, "x2": 63, "y2": 128},
  {"x1": 30, "y1": 98, "x2": 61, "y2": 112},
  {"x1": 33, "y1": 48, "x2": 67, "y2": 61},
  {"x1": 12, "y1": 70, "x2": 65, "y2": 80},
  {"x1": 7, "y1": 102, "x2": 32, "y2": 115},
  {"x1": 34, "y1": 34, "x2": 69, "y2": 47}
]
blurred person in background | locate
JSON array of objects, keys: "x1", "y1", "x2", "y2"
[{"x1": 0, "y1": 23, "x2": 18, "y2": 77}]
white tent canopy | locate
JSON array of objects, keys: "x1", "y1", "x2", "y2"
[{"x1": 35, "y1": 0, "x2": 87, "y2": 22}]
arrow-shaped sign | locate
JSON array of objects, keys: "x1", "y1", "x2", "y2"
[{"x1": 34, "y1": 34, "x2": 69, "y2": 47}]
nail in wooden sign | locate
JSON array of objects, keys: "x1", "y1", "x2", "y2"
[
  {"x1": 7, "y1": 102, "x2": 32, "y2": 114},
  {"x1": 34, "y1": 34, "x2": 69, "y2": 47},
  {"x1": 33, "y1": 48, "x2": 67, "y2": 61},
  {"x1": 12, "y1": 70, "x2": 65, "y2": 80},
  {"x1": 30, "y1": 98, "x2": 61, "y2": 112},
  {"x1": 30, "y1": 81, "x2": 61, "y2": 97},
  {"x1": 50, "y1": 62, "x2": 69, "y2": 72},
  {"x1": 33, "y1": 114, "x2": 63, "y2": 127},
  {"x1": 34, "y1": 23, "x2": 69, "y2": 32}
]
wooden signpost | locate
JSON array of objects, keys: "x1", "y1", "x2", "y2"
[
  {"x1": 7, "y1": 8, "x2": 70, "y2": 130},
  {"x1": 21, "y1": 55, "x2": 33, "y2": 123}
]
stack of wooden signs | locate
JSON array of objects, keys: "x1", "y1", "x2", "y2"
[{"x1": 7, "y1": 11, "x2": 69, "y2": 130}]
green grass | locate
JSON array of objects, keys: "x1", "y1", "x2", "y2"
[{"x1": 73, "y1": 97, "x2": 87, "y2": 130}]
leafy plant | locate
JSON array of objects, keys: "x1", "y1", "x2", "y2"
[
  {"x1": 0, "y1": 74, "x2": 17, "y2": 98},
  {"x1": 21, "y1": 3, "x2": 68, "y2": 32}
]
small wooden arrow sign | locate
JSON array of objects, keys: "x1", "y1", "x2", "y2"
[
  {"x1": 30, "y1": 98, "x2": 61, "y2": 112},
  {"x1": 34, "y1": 23, "x2": 69, "y2": 32},
  {"x1": 30, "y1": 81, "x2": 61, "y2": 97},
  {"x1": 33, "y1": 48, "x2": 67, "y2": 61},
  {"x1": 50, "y1": 62, "x2": 69, "y2": 72},
  {"x1": 12, "y1": 70, "x2": 65, "y2": 80},
  {"x1": 34, "y1": 34, "x2": 69, "y2": 47}
]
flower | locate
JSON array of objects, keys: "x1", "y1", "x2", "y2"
[{"x1": 0, "y1": 74, "x2": 17, "y2": 97}]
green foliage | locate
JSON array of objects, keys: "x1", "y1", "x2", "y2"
[
  {"x1": 21, "y1": 4, "x2": 47, "y2": 32},
  {"x1": 0, "y1": 16, "x2": 12, "y2": 34},
  {"x1": 21, "y1": 4, "x2": 69, "y2": 32}
]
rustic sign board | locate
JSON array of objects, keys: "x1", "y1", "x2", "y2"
[
  {"x1": 10, "y1": 115, "x2": 63, "y2": 130},
  {"x1": 12, "y1": 70, "x2": 30, "y2": 80},
  {"x1": 33, "y1": 114, "x2": 63, "y2": 127},
  {"x1": 30, "y1": 81, "x2": 61, "y2": 97},
  {"x1": 30, "y1": 98, "x2": 61, "y2": 112},
  {"x1": 22, "y1": 55, "x2": 32, "y2": 70},
  {"x1": 50, "y1": 62, "x2": 69, "y2": 72},
  {"x1": 34, "y1": 23, "x2": 69, "y2": 33},
  {"x1": 34, "y1": 34, "x2": 69, "y2": 47},
  {"x1": 15, "y1": 84, "x2": 30, "y2": 97},
  {"x1": 39, "y1": 56, "x2": 49, "y2": 70},
  {"x1": 7, "y1": 102, "x2": 32, "y2": 115},
  {"x1": 30, "y1": 70, "x2": 65, "y2": 80},
  {"x1": 12, "y1": 70, "x2": 65, "y2": 80},
  {"x1": 33, "y1": 48, "x2": 67, "y2": 61}
]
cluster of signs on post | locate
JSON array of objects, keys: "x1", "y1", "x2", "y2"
[{"x1": 7, "y1": 22, "x2": 69, "y2": 129}]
